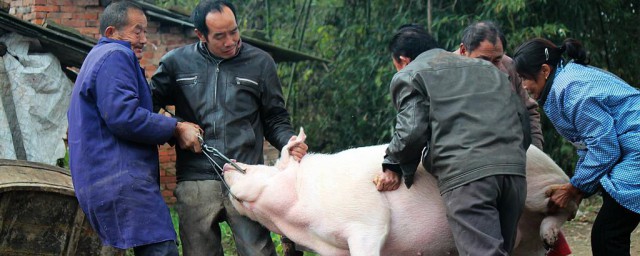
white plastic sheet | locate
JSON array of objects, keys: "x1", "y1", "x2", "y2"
[{"x1": 0, "y1": 33, "x2": 72, "y2": 165}]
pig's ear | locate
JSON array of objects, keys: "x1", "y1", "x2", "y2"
[
  {"x1": 275, "y1": 127, "x2": 306, "y2": 170},
  {"x1": 297, "y1": 127, "x2": 307, "y2": 142},
  {"x1": 275, "y1": 151, "x2": 290, "y2": 170}
]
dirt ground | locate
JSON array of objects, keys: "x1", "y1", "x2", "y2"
[{"x1": 562, "y1": 196, "x2": 640, "y2": 255}]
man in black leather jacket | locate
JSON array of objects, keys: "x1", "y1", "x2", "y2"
[{"x1": 151, "y1": 1, "x2": 307, "y2": 255}]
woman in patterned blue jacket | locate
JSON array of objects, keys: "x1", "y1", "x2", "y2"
[{"x1": 513, "y1": 38, "x2": 640, "y2": 256}]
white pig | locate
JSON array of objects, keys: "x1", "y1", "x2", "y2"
[{"x1": 223, "y1": 130, "x2": 577, "y2": 256}]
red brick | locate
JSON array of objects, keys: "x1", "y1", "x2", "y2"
[
  {"x1": 33, "y1": 0, "x2": 45, "y2": 4},
  {"x1": 83, "y1": 12, "x2": 97, "y2": 20},
  {"x1": 32, "y1": 18, "x2": 45, "y2": 24},
  {"x1": 45, "y1": 12, "x2": 61, "y2": 18},
  {"x1": 159, "y1": 154, "x2": 170, "y2": 163},
  {"x1": 72, "y1": 13, "x2": 85, "y2": 20},
  {"x1": 60, "y1": 5, "x2": 75, "y2": 12},
  {"x1": 59, "y1": 12, "x2": 72, "y2": 19},
  {"x1": 161, "y1": 190, "x2": 174, "y2": 198},
  {"x1": 33, "y1": 5, "x2": 58, "y2": 12},
  {"x1": 166, "y1": 182, "x2": 177, "y2": 190},
  {"x1": 50, "y1": 0, "x2": 68, "y2": 5},
  {"x1": 160, "y1": 176, "x2": 176, "y2": 184}
]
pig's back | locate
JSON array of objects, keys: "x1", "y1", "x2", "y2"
[{"x1": 297, "y1": 145, "x2": 457, "y2": 255}]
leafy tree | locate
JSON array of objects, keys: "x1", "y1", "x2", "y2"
[{"x1": 154, "y1": 0, "x2": 640, "y2": 175}]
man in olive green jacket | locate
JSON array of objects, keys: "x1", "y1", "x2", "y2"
[{"x1": 375, "y1": 24, "x2": 530, "y2": 256}]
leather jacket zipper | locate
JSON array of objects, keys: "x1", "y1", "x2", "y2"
[
  {"x1": 214, "y1": 64, "x2": 220, "y2": 102},
  {"x1": 213, "y1": 62, "x2": 220, "y2": 137}
]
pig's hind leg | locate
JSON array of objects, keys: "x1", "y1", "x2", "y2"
[{"x1": 345, "y1": 223, "x2": 389, "y2": 256}]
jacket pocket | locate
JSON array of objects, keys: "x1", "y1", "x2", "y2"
[
  {"x1": 176, "y1": 74, "x2": 199, "y2": 87},
  {"x1": 234, "y1": 76, "x2": 262, "y2": 97},
  {"x1": 226, "y1": 76, "x2": 262, "y2": 114}
]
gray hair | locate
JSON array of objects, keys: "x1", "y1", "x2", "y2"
[
  {"x1": 461, "y1": 21, "x2": 504, "y2": 53},
  {"x1": 99, "y1": 1, "x2": 144, "y2": 36}
]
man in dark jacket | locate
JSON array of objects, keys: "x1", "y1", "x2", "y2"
[
  {"x1": 374, "y1": 24, "x2": 530, "y2": 256},
  {"x1": 150, "y1": 1, "x2": 307, "y2": 255},
  {"x1": 456, "y1": 21, "x2": 544, "y2": 149},
  {"x1": 67, "y1": 1, "x2": 201, "y2": 255}
]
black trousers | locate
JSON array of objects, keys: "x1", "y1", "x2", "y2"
[
  {"x1": 591, "y1": 191, "x2": 640, "y2": 256},
  {"x1": 133, "y1": 240, "x2": 179, "y2": 256}
]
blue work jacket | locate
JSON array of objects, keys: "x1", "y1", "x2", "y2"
[
  {"x1": 544, "y1": 62, "x2": 640, "y2": 214},
  {"x1": 67, "y1": 37, "x2": 177, "y2": 248}
]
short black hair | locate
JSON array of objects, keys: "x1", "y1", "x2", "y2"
[
  {"x1": 192, "y1": 0, "x2": 237, "y2": 38},
  {"x1": 99, "y1": 0, "x2": 144, "y2": 36},
  {"x1": 461, "y1": 21, "x2": 504, "y2": 53},
  {"x1": 388, "y1": 23, "x2": 439, "y2": 61}
]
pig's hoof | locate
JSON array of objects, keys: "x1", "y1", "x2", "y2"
[{"x1": 541, "y1": 228, "x2": 559, "y2": 250}]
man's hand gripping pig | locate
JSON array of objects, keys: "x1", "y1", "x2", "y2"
[
  {"x1": 285, "y1": 128, "x2": 308, "y2": 162},
  {"x1": 374, "y1": 169, "x2": 402, "y2": 191}
]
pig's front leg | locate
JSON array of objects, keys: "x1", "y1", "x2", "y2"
[{"x1": 539, "y1": 210, "x2": 573, "y2": 249}]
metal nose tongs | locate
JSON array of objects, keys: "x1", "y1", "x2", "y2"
[{"x1": 197, "y1": 135, "x2": 246, "y2": 174}]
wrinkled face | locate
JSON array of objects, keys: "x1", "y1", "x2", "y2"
[
  {"x1": 464, "y1": 38, "x2": 504, "y2": 69},
  {"x1": 196, "y1": 6, "x2": 241, "y2": 59},
  {"x1": 110, "y1": 8, "x2": 148, "y2": 60}
]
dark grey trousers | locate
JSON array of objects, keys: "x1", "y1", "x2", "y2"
[
  {"x1": 175, "y1": 179, "x2": 276, "y2": 256},
  {"x1": 442, "y1": 175, "x2": 526, "y2": 256},
  {"x1": 133, "y1": 240, "x2": 179, "y2": 256}
]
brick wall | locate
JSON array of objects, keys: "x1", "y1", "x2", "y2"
[
  {"x1": 6, "y1": 0, "x2": 195, "y2": 78},
  {"x1": 159, "y1": 145, "x2": 178, "y2": 204},
  {"x1": 6, "y1": 0, "x2": 281, "y2": 205},
  {"x1": 9, "y1": 0, "x2": 102, "y2": 37}
]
